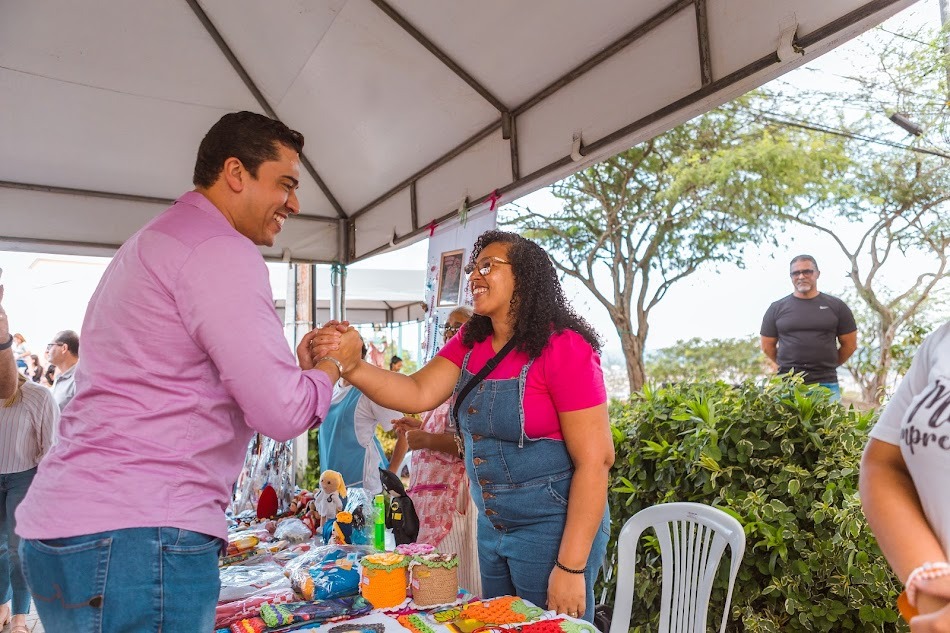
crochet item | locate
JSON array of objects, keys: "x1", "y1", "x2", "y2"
[
  {"x1": 360, "y1": 552, "x2": 409, "y2": 608},
  {"x1": 259, "y1": 596, "x2": 373, "y2": 628},
  {"x1": 434, "y1": 596, "x2": 544, "y2": 625},
  {"x1": 398, "y1": 614, "x2": 440, "y2": 633},
  {"x1": 327, "y1": 624, "x2": 386, "y2": 633},
  {"x1": 395, "y1": 543, "x2": 435, "y2": 556},
  {"x1": 410, "y1": 553, "x2": 460, "y2": 607},
  {"x1": 509, "y1": 619, "x2": 597, "y2": 633},
  {"x1": 229, "y1": 617, "x2": 267, "y2": 633}
]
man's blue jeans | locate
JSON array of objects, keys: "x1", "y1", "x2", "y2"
[
  {"x1": 817, "y1": 382, "x2": 841, "y2": 401},
  {"x1": 0, "y1": 467, "x2": 36, "y2": 615},
  {"x1": 20, "y1": 527, "x2": 221, "y2": 632}
]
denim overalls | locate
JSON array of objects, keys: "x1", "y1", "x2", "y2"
[{"x1": 455, "y1": 350, "x2": 610, "y2": 622}]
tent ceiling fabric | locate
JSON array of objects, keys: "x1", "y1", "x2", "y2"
[{"x1": 0, "y1": 0, "x2": 914, "y2": 263}]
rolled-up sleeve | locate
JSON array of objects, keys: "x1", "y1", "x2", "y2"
[
  {"x1": 175, "y1": 235, "x2": 333, "y2": 441},
  {"x1": 39, "y1": 388, "x2": 59, "y2": 455}
]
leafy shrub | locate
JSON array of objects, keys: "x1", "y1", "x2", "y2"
[
  {"x1": 602, "y1": 378, "x2": 905, "y2": 632},
  {"x1": 644, "y1": 336, "x2": 770, "y2": 384}
]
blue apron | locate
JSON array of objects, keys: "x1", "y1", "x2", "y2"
[
  {"x1": 318, "y1": 386, "x2": 387, "y2": 489},
  {"x1": 456, "y1": 349, "x2": 609, "y2": 622}
]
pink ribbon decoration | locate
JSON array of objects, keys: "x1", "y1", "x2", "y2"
[{"x1": 488, "y1": 189, "x2": 501, "y2": 211}]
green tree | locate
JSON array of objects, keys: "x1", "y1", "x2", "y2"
[
  {"x1": 841, "y1": 288, "x2": 943, "y2": 403},
  {"x1": 505, "y1": 94, "x2": 847, "y2": 392},
  {"x1": 645, "y1": 336, "x2": 770, "y2": 385},
  {"x1": 768, "y1": 26, "x2": 950, "y2": 403}
]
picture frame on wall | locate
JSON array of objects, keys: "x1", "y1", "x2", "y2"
[{"x1": 437, "y1": 249, "x2": 465, "y2": 307}]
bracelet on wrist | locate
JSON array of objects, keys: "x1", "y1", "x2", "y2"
[
  {"x1": 554, "y1": 560, "x2": 586, "y2": 575},
  {"x1": 0, "y1": 334, "x2": 12, "y2": 351},
  {"x1": 906, "y1": 561, "x2": 950, "y2": 607},
  {"x1": 316, "y1": 356, "x2": 345, "y2": 379}
]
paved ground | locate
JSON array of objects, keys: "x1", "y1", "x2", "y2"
[{"x1": 1, "y1": 601, "x2": 44, "y2": 633}]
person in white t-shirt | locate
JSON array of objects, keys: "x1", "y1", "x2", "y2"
[{"x1": 861, "y1": 322, "x2": 950, "y2": 630}]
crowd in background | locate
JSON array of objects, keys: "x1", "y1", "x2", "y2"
[{"x1": 7, "y1": 331, "x2": 79, "y2": 408}]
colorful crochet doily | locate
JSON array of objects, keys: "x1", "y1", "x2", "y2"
[{"x1": 433, "y1": 596, "x2": 545, "y2": 625}]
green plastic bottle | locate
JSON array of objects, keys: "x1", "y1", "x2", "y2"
[{"x1": 374, "y1": 493, "x2": 386, "y2": 550}]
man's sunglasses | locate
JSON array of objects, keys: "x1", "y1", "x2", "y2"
[{"x1": 790, "y1": 269, "x2": 816, "y2": 278}]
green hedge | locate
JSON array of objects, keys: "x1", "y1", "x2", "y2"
[{"x1": 602, "y1": 378, "x2": 905, "y2": 632}]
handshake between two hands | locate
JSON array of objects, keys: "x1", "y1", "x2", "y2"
[{"x1": 296, "y1": 320, "x2": 364, "y2": 375}]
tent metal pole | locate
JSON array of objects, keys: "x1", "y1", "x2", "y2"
[{"x1": 330, "y1": 262, "x2": 346, "y2": 323}]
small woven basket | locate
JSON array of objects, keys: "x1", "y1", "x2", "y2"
[
  {"x1": 360, "y1": 553, "x2": 409, "y2": 608},
  {"x1": 410, "y1": 553, "x2": 459, "y2": 607}
]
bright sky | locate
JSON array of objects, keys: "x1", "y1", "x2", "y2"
[{"x1": 2, "y1": 0, "x2": 944, "y2": 363}]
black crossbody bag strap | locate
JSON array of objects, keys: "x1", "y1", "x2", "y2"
[{"x1": 452, "y1": 337, "x2": 519, "y2": 427}]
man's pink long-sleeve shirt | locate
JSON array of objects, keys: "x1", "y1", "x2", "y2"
[{"x1": 17, "y1": 192, "x2": 333, "y2": 540}]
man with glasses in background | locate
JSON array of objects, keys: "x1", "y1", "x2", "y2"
[
  {"x1": 46, "y1": 330, "x2": 79, "y2": 411},
  {"x1": 760, "y1": 255, "x2": 857, "y2": 400}
]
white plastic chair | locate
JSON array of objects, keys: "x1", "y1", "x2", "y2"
[{"x1": 608, "y1": 502, "x2": 745, "y2": 633}]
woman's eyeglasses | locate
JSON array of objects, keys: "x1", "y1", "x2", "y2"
[
  {"x1": 442, "y1": 324, "x2": 461, "y2": 334},
  {"x1": 464, "y1": 257, "x2": 511, "y2": 277}
]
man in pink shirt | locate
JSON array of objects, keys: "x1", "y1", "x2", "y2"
[{"x1": 16, "y1": 112, "x2": 362, "y2": 633}]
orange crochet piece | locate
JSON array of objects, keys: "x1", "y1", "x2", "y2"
[
  {"x1": 397, "y1": 614, "x2": 440, "y2": 633},
  {"x1": 360, "y1": 553, "x2": 408, "y2": 609},
  {"x1": 458, "y1": 596, "x2": 543, "y2": 624}
]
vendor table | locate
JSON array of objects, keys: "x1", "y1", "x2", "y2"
[{"x1": 217, "y1": 602, "x2": 598, "y2": 633}]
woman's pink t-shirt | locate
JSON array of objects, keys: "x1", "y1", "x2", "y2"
[{"x1": 437, "y1": 328, "x2": 607, "y2": 440}]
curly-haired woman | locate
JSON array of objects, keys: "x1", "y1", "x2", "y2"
[{"x1": 314, "y1": 230, "x2": 612, "y2": 621}]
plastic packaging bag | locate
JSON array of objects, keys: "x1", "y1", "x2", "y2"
[
  {"x1": 218, "y1": 561, "x2": 291, "y2": 603},
  {"x1": 260, "y1": 596, "x2": 373, "y2": 628},
  {"x1": 215, "y1": 588, "x2": 297, "y2": 629},
  {"x1": 285, "y1": 543, "x2": 375, "y2": 600},
  {"x1": 274, "y1": 517, "x2": 312, "y2": 544}
]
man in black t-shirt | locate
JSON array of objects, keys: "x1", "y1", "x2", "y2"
[{"x1": 760, "y1": 255, "x2": 857, "y2": 399}]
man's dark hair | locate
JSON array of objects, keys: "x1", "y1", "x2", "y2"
[
  {"x1": 389, "y1": 355, "x2": 402, "y2": 370},
  {"x1": 789, "y1": 254, "x2": 819, "y2": 270},
  {"x1": 55, "y1": 330, "x2": 80, "y2": 357},
  {"x1": 193, "y1": 111, "x2": 304, "y2": 188}
]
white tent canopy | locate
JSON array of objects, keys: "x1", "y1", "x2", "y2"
[
  {"x1": 1, "y1": 0, "x2": 915, "y2": 264},
  {"x1": 313, "y1": 267, "x2": 425, "y2": 324}
]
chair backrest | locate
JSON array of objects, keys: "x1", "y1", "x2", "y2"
[{"x1": 608, "y1": 502, "x2": 745, "y2": 633}]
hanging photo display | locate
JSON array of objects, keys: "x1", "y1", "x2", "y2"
[
  {"x1": 423, "y1": 206, "x2": 497, "y2": 361},
  {"x1": 437, "y1": 249, "x2": 464, "y2": 307}
]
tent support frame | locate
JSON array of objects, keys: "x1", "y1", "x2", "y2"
[{"x1": 184, "y1": 0, "x2": 348, "y2": 220}]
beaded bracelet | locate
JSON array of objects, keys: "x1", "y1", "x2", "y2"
[
  {"x1": 906, "y1": 561, "x2": 950, "y2": 607},
  {"x1": 555, "y1": 560, "x2": 586, "y2": 575}
]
